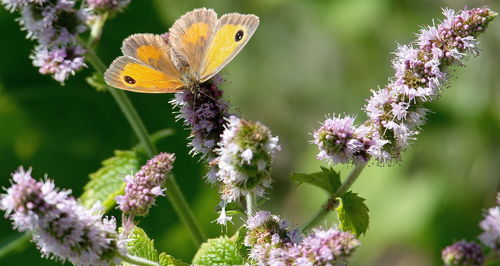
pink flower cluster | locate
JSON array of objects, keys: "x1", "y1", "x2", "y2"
[
  {"x1": 245, "y1": 211, "x2": 360, "y2": 265},
  {"x1": 441, "y1": 240, "x2": 484, "y2": 266},
  {"x1": 0, "y1": 167, "x2": 121, "y2": 265},
  {"x1": 116, "y1": 152, "x2": 175, "y2": 217},
  {"x1": 1, "y1": 0, "x2": 89, "y2": 83},
  {"x1": 314, "y1": 7, "x2": 497, "y2": 164}
]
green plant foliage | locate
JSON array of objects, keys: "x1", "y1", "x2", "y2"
[
  {"x1": 232, "y1": 226, "x2": 249, "y2": 259},
  {"x1": 192, "y1": 236, "x2": 245, "y2": 266},
  {"x1": 337, "y1": 191, "x2": 369, "y2": 237},
  {"x1": 127, "y1": 227, "x2": 188, "y2": 266},
  {"x1": 80, "y1": 150, "x2": 139, "y2": 211},
  {"x1": 291, "y1": 167, "x2": 341, "y2": 195}
]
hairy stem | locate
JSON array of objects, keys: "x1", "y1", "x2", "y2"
[
  {"x1": 84, "y1": 46, "x2": 206, "y2": 245},
  {"x1": 245, "y1": 193, "x2": 256, "y2": 217},
  {"x1": 119, "y1": 253, "x2": 160, "y2": 266},
  {"x1": 302, "y1": 162, "x2": 367, "y2": 232}
]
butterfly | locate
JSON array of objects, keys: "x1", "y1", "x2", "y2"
[{"x1": 104, "y1": 8, "x2": 259, "y2": 93}]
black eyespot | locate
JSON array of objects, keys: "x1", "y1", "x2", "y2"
[
  {"x1": 124, "y1": 75, "x2": 136, "y2": 84},
  {"x1": 235, "y1": 30, "x2": 244, "y2": 42}
]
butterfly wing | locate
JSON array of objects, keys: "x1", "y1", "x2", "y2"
[
  {"x1": 199, "y1": 13, "x2": 259, "y2": 82},
  {"x1": 105, "y1": 34, "x2": 184, "y2": 93},
  {"x1": 168, "y1": 8, "x2": 218, "y2": 78},
  {"x1": 105, "y1": 56, "x2": 184, "y2": 93}
]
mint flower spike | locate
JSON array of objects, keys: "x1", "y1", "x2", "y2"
[
  {"x1": 116, "y1": 152, "x2": 175, "y2": 217},
  {"x1": 215, "y1": 116, "x2": 280, "y2": 204},
  {"x1": 441, "y1": 240, "x2": 484, "y2": 266},
  {"x1": 170, "y1": 76, "x2": 229, "y2": 160},
  {"x1": 314, "y1": 7, "x2": 497, "y2": 164},
  {"x1": 0, "y1": 167, "x2": 123, "y2": 266},
  {"x1": 288, "y1": 228, "x2": 361, "y2": 265},
  {"x1": 244, "y1": 211, "x2": 300, "y2": 265},
  {"x1": 244, "y1": 211, "x2": 360, "y2": 265},
  {"x1": 169, "y1": 75, "x2": 230, "y2": 182},
  {"x1": 479, "y1": 193, "x2": 500, "y2": 253},
  {"x1": 1, "y1": 0, "x2": 89, "y2": 83}
]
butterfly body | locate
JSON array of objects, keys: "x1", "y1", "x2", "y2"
[{"x1": 104, "y1": 8, "x2": 259, "y2": 93}]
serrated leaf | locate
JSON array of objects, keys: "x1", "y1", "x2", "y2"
[
  {"x1": 231, "y1": 226, "x2": 249, "y2": 259},
  {"x1": 192, "y1": 236, "x2": 245, "y2": 266},
  {"x1": 159, "y1": 253, "x2": 189, "y2": 266},
  {"x1": 80, "y1": 150, "x2": 140, "y2": 211},
  {"x1": 125, "y1": 227, "x2": 188, "y2": 266},
  {"x1": 126, "y1": 227, "x2": 159, "y2": 263},
  {"x1": 337, "y1": 191, "x2": 369, "y2": 237},
  {"x1": 291, "y1": 167, "x2": 341, "y2": 195}
]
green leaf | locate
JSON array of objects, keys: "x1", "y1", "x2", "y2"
[
  {"x1": 192, "y1": 236, "x2": 245, "y2": 266},
  {"x1": 231, "y1": 226, "x2": 249, "y2": 259},
  {"x1": 159, "y1": 253, "x2": 189, "y2": 266},
  {"x1": 291, "y1": 167, "x2": 341, "y2": 195},
  {"x1": 80, "y1": 150, "x2": 140, "y2": 211},
  {"x1": 337, "y1": 191, "x2": 369, "y2": 237},
  {"x1": 126, "y1": 227, "x2": 159, "y2": 263},
  {"x1": 126, "y1": 227, "x2": 188, "y2": 266},
  {"x1": 86, "y1": 72, "x2": 107, "y2": 92}
]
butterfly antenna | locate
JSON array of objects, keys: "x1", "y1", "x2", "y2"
[
  {"x1": 196, "y1": 87, "x2": 230, "y2": 110},
  {"x1": 192, "y1": 88, "x2": 197, "y2": 128}
]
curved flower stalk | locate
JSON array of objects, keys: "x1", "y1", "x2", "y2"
[
  {"x1": 314, "y1": 7, "x2": 497, "y2": 164},
  {"x1": 0, "y1": 167, "x2": 123, "y2": 265}
]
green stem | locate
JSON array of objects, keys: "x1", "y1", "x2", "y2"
[
  {"x1": 0, "y1": 233, "x2": 30, "y2": 258},
  {"x1": 119, "y1": 253, "x2": 160, "y2": 266},
  {"x1": 302, "y1": 161, "x2": 367, "y2": 232},
  {"x1": 84, "y1": 45, "x2": 206, "y2": 245},
  {"x1": 245, "y1": 193, "x2": 256, "y2": 217},
  {"x1": 165, "y1": 176, "x2": 206, "y2": 244}
]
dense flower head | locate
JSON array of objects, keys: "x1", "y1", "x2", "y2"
[
  {"x1": 0, "y1": 167, "x2": 121, "y2": 265},
  {"x1": 87, "y1": 0, "x2": 130, "y2": 12},
  {"x1": 287, "y1": 228, "x2": 361, "y2": 265},
  {"x1": 1, "y1": 0, "x2": 89, "y2": 83},
  {"x1": 314, "y1": 7, "x2": 497, "y2": 164},
  {"x1": 18, "y1": 0, "x2": 88, "y2": 46},
  {"x1": 116, "y1": 152, "x2": 175, "y2": 217},
  {"x1": 1, "y1": 0, "x2": 46, "y2": 12},
  {"x1": 244, "y1": 211, "x2": 360, "y2": 265},
  {"x1": 170, "y1": 76, "x2": 229, "y2": 161},
  {"x1": 32, "y1": 44, "x2": 86, "y2": 83},
  {"x1": 244, "y1": 211, "x2": 299, "y2": 265},
  {"x1": 441, "y1": 240, "x2": 484, "y2": 266},
  {"x1": 215, "y1": 116, "x2": 280, "y2": 203},
  {"x1": 479, "y1": 205, "x2": 500, "y2": 253},
  {"x1": 313, "y1": 115, "x2": 389, "y2": 164}
]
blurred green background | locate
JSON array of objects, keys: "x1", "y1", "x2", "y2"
[{"x1": 1, "y1": 0, "x2": 499, "y2": 265}]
